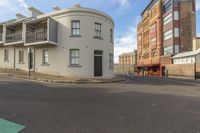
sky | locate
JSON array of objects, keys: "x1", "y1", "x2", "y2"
[{"x1": 0, "y1": 0, "x2": 200, "y2": 63}]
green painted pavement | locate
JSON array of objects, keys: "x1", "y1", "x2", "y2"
[{"x1": 0, "y1": 118, "x2": 25, "y2": 133}]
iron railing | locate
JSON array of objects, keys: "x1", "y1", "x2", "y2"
[
  {"x1": 26, "y1": 31, "x2": 47, "y2": 43},
  {"x1": 0, "y1": 34, "x2": 2, "y2": 41},
  {"x1": 6, "y1": 32, "x2": 22, "y2": 43}
]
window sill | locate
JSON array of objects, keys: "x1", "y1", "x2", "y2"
[
  {"x1": 68, "y1": 65, "x2": 82, "y2": 68},
  {"x1": 41, "y1": 63, "x2": 50, "y2": 66},
  {"x1": 109, "y1": 67, "x2": 114, "y2": 69},
  {"x1": 4, "y1": 60, "x2": 9, "y2": 62},
  {"x1": 93, "y1": 36, "x2": 103, "y2": 40},
  {"x1": 18, "y1": 62, "x2": 25, "y2": 64},
  {"x1": 70, "y1": 35, "x2": 82, "y2": 38}
]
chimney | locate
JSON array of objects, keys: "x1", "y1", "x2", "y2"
[
  {"x1": 28, "y1": 6, "x2": 44, "y2": 17},
  {"x1": 16, "y1": 13, "x2": 26, "y2": 19},
  {"x1": 74, "y1": 3, "x2": 81, "y2": 8},
  {"x1": 53, "y1": 6, "x2": 61, "y2": 11}
]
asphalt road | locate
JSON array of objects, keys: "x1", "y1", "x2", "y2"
[{"x1": 0, "y1": 76, "x2": 200, "y2": 133}]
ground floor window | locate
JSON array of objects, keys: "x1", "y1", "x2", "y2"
[
  {"x1": 42, "y1": 50, "x2": 48, "y2": 64},
  {"x1": 4, "y1": 49, "x2": 9, "y2": 61},
  {"x1": 19, "y1": 50, "x2": 24, "y2": 63},
  {"x1": 109, "y1": 53, "x2": 113, "y2": 69},
  {"x1": 70, "y1": 49, "x2": 80, "y2": 66}
]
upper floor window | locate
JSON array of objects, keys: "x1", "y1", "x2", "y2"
[
  {"x1": 42, "y1": 50, "x2": 49, "y2": 65},
  {"x1": 164, "y1": 46, "x2": 173, "y2": 55},
  {"x1": 174, "y1": 11, "x2": 179, "y2": 20},
  {"x1": 70, "y1": 49, "x2": 80, "y2": 66},
  {"x1": 163, "y1": 0, "x2": 172, "y2": 14},
  {"x1": 163, "y1": 29, "x2": 173, "y2": 40},
  {"x1": 163, "y1": 13, "x2": 172, "y2": 25},
  {"x1": 71, "y1": 20, "x2": 80, "y2": 36},
  {"x1": 109, "y1": 53, "x2": 114, "y2": 69},
  {"x1": 110, "y1": 29, "x2": 113, "y2": 43},
  {"x1": 19, "y1": 50, "x2": 24, "y2": 63},
  {"x1": 94, "y1": 23, "x2": 102, "y2": 39},
  {"x1": 4, "y1": 49, "x2": 9, "y2": 61},
  {"x1": 174, "y1": 28, "x2": 180, "y2": 37}
]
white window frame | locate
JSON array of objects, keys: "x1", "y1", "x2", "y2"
[
  {"x1": 71, "y1": 20, "x2": 80, "y2": 36},
  {"x1": 42, "y1": 50, "x2": 49, "y2": 65},
  {"x1": 4, "y1": 49, "x2": 9, "y2": 61},
  {"x1": 163, "y1": 13, "x2": 172, "y2": 25},
  {"x1": 19, "y1": 50, "x2": 24, "y2": 63},
  {"x1": 163, "y1": 30, "x2": 173, "y2": 40},
  {"x1": 109, "y1": 53, "x2": 114, "y2": 69},
  {"x1": 174, "y1": 11, "x2": 179, "y2": 20},
  {"x1": 174, "y1": 28, "x2": 180, "y2": 37},
  {"x1": 70, "y1": 49, "x2": 80, "y2": 66}
]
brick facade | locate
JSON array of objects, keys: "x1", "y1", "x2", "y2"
[{"x1": 137, "y1": 0, "x2": 196, "y2": 76}]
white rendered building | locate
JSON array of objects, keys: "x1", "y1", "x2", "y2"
[{"x1": 0, "y1": 4, "x2": 114, "y2": 78}]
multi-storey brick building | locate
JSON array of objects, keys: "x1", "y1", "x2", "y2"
[
  {"x1": 137, "y1": 0, "x2": 196, "y2": 76},
  {"x1": 119, "y1": 50, "x2": 137, "y2": 65}
]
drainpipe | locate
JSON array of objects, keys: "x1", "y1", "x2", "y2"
[
  {"x1": 14, "y1": 46, "x2": 16, "y2": 70},
  {"x1": 34, "y1": 46, "x2": 36, "y2": 72}
]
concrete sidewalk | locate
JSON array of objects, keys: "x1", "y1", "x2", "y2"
[{"x1": 0, "y1": 68, "x2": 126, "y2": 84}]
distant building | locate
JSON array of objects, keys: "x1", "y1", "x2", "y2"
[
  {"x1": 172, "y1": 48, "x2": 200, "y2": 64},
  {"x1": 193, "y1": 37, "x2": 200, "y2": 51},
  {"x1": 137, "y1": 0, "x2": 196, "y2": 76},
  {"x1": 114, "y1": 50, "x2": 137, "y2": 75},
  {"x1": 119, "y1": 50, "x2": 137, "y2": 65}
]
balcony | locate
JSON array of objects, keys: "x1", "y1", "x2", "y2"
[
  {"x1": 25, "y1": 17, "x2": 58, "y2": 46},
  {"x1": 5, "y1": 23, "x2": 23, "y2": 45},
  {"x1": 0, "y1": 26, "x2": 3, "y2": 44},
  {"x1": 6, "y1": 32, "x2": 22, "y2": 43}
]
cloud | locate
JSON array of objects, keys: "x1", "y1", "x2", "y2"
[
  {"x1": 115, "y1": 0, "x2": 130, "y2": 7},
  {"x1": 0, "y1": 0, "x2": 28, "y2": 21},
  {"x1": 197, "y1": 0, "x2": 200, "y2": 11},
  {"x1": 114, "y1": 16, "x2": 140, "y2": 63}
]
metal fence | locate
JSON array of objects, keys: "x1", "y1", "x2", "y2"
[{"x1": 26, "y1": 31, "x2": 47, "y2": 43}]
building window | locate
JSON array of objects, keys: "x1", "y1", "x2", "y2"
[
  {"x1": 174, "y1": 44, "x2": 179, "y2": 54},
  {"x1": 4, "y1": 49, "x2": 9, "y2": 61},
  {"x1": 109, "y1": 53, "x2": 114, "y2": 69},
  {"x1": 42, "y1": 50, "x2": 48, "y2": 65},
  {"x1": 94, "y1": 23, "x2": 102, "y2": 39},
  {"x1": 70, "y1": 49, "x2": 80, "y2": 66},
  {"x1": 164, "y1": 46, "x2": 173, "y2": 55},
  {"x1": 110, "y1": 29, "x2": 113, "y2": 43},
  {"x1": 174, "y1": 28, "x2": 180, "y2": 37},
  {"x1": 163, "y1": 13, "x2": 172, "y2": 25},
  {"x1": 19, "y1": 50, "x2": 24, "y2": 63},
  {"x1": 71, "y1": 20, "x2": 80, "y2": 36},
  {"x1": 163, "y1": 29, "x2": 173, "y2": 40},
  {"x1": 174, "y1": 11, "x2": 179, "y2": 20},
  {"x1": 163, "y1": 0, "x2": 172, "y2": 14}
]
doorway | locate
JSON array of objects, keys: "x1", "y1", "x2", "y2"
[{"x1": 94, "y1": 50, "x2": 103, "y2": 77}]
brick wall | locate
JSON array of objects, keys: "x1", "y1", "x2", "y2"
[
  {"x1": 114, "y1": 64, "x2": 135, "y2": 75},
  {"x1": 165, "y1": 64, "x2": 195, "y2": 79}
]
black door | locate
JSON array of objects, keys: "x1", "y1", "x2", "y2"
[
  {"x1": 29, "y1": 49, "x2": 33, "y2": 69},
  {"x1": 94, "y1": 55, "x2": 102, "y2": 77}
]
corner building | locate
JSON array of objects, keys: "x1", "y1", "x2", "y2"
[
  {"x1": 0, "y1": 4, "x2": 114, "y2": 78},
  {"x1": 137, "y1": 0, "x2": 196, "y2": 76}
]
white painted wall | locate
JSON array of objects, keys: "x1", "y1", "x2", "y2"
[{"x1": 0, "y1": 7, "x2": 114, "y2": 78}]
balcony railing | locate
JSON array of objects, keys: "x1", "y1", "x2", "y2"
[
  {"x1": 6, "y1": 32, "x2": 22, "y2": 43},
  {"x1": 26, "y1": 31, "x2": 47, "y2": 43},
  {"x1": 0, "y1": 34, "x2": 2, "y2": 41}
]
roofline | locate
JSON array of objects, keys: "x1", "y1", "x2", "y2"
[
  {"x1": 141, "y1": 0, "x2": 154, "y2": 16},
  {"x1": 0, "y1": 6, "x2": 115, "y2": 27}
]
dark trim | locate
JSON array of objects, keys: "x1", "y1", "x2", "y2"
[
  {"x1": 70, "y1": 35, "x2": 82, "y2": 38},
  {"x1": 41, "y1": 63, "x2": 50, "y2": 66},
  {"x1": 93, "y1": 36, "x2": 103, "y2": 40},
  {"x1": 68, "y1": 65, "x2": 82, "y2": 68}
]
